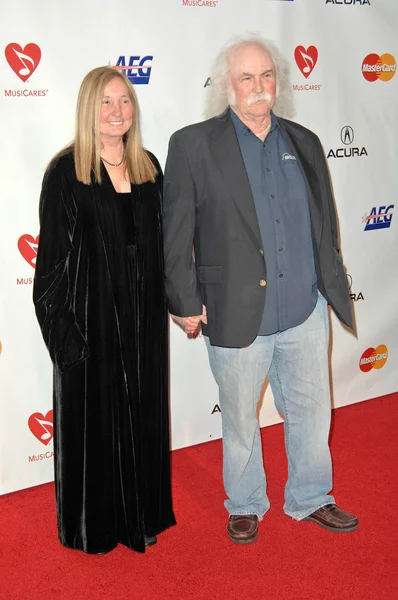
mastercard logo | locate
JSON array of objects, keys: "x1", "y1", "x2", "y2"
[
  {"x1": 359, "y1": 344, "x2": 388, "y2": 372},
  {"x1": 362, "y1": 53, "x2": 396, "y2": 82}
]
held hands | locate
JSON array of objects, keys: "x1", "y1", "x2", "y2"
[{"x1": 171, "y1": 306, "x2": 207, "y2": 337}]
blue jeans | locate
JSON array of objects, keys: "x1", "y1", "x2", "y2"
[{"x1": 204, "y1": 294, "x2": 335, "y2": 520}]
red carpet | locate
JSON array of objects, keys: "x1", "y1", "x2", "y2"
[{"x1": 1, "y1": 393, "x2": 397, "y2": 600}]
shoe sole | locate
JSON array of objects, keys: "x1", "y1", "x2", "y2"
[
  {"x1": 303, "y1": 517, "x2": 359, "y2": 533},
  {"x1": 228, "y1": 532, "x2": 258, "y2": 544},
  {"x1": 144, "y1": 537, "x2": 157, "y2": 547}
]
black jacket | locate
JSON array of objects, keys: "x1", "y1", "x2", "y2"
[{"x1": 163, "y1": 110, "x2": 353, "y2": 348}]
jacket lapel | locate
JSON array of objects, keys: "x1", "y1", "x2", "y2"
[{"x1": 209, "y1": 111, "x2": 263, "y2": 249}]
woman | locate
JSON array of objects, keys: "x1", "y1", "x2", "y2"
[{"x1": 33, "y1": 66, "x2": 175, "y2": 554}]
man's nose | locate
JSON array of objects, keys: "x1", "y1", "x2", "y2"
[{"x1": 253, "y1": 77, "x2": 264, "y2": 93}]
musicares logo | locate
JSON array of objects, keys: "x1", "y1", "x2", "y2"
[
  {"x1": 18, "y1": 234, "x2": 39, "y2": 268},
  {"x1": 4, "y1": 43, "x2": 48, "y2": 98},
  {"x1": 28, "y1": 410, "x2": 54, "y2": 445},
  {"x1": 295, "y1": 46, "x2": 318, "y2": 78},
  {"x1": 5, "y1": 43, "x2": 41, "y2": 82},
  {"x1": 182, "y1": 0, "x2": 219, "y2": 6},
  {"x1": 293, "y1": 46, "x2": 322, "y2": 91},
  {"x1": 359, "y1": 345, "x2": 388, "y2": 372}
]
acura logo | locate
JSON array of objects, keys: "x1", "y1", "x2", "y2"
[
  {"x1": 327, "y1": 125, "x2": 367, "y2": 159},
  {"x1": 341, "y1": 126, "x2": 354, "y2": 145}
]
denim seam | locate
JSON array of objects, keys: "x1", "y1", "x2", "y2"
[
  {"x1": 248, "y1": 349, "x2": 267, "y2": 509},
  {"x1": 274, "y1": 359, "x2": 290, "y2": 458}
]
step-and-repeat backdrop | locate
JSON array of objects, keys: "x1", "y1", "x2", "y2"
[{"x1": 1, "y1": 0, "x2": 397, "y2": 495}]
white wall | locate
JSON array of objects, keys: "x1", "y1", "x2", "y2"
[{"x1": 1, "y1": 0, "x2": 397, "y2": 494}]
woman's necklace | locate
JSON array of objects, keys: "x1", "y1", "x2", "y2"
[{"x1": 101, "y1": 152, "x2": 125, "y2": 167}]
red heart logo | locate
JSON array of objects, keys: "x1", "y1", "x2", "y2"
[
  {"x1": 5, "y1": 43, "x2": 41, "y2": 83},
  {"x1": 18, "y1": 234, "x2": 39, "y2": 269},
  {"x1": 28, "y1": 410, "x2": 54, "y2": 446},
  {"x1": 294, "y1": 45, "x2": 318, "y2": 79}
]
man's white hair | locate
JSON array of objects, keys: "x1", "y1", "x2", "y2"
[{"x1": 204, "y1": 34, "x2": 295, "y2": 119}]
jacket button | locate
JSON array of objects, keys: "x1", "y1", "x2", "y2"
[
  {"x1": 260, "y1": 279, "x2": 266, "y2": 287},
  {"x1": 260, "y1": 249, "x2": 264, "y2": 255}
]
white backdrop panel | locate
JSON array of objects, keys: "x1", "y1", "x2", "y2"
[{"x1": 1, "y1": 0, "x2": 397, "y2": 494}]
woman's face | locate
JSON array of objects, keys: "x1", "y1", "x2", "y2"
[{"x1": 99, "y1": 77, "x2": 134, "y2": 143}]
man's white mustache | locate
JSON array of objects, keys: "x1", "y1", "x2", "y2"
[{"x1": 247, "y1": 93, "x2": 272, "y2": 106}]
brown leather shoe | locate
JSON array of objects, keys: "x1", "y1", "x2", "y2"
[
  {"x1": 227, "y1": 514, "x2": 259, "y2": 544},
  {"x1": 303, "y1": 504, "x2": 358, "y2": 532}
]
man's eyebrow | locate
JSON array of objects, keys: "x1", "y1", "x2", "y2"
[{"x1": 240, "y1": 69, "x2": 273, "y2": 77}]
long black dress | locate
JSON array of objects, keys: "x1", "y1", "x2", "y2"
[{"x1": 33, "y1": 149, "x2": 175, "y2": 553}]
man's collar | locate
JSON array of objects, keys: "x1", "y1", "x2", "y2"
[
  {"x1": 230, "y1": 108, "x2": 247, "y2": 136},
  {"x1": 230, "y1": 108, "x2": 279, "y2": 138}
]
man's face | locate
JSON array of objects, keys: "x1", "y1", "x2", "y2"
[{"x1": 228, "y1": 43, "x2": 277, "y2": 120}]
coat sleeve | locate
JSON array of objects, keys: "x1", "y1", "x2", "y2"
[
  {"x1": 162, "y1": 133, "x2": 203, "y2": 317},
  {"x1": 33, "y1": 160, "x2": 89, "y2": 372}
]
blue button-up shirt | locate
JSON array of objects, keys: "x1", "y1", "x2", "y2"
[{"x1": 231, "y1": 109, "x2": 318, "y2": 335}]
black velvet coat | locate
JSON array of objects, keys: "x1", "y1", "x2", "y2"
[{"x1": 33, "y1": 149, "x2": 175, "y2": 553}]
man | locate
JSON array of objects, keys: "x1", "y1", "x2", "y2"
[{"x1": 163, "y1": 35, "x2": 358, "y2": 544}]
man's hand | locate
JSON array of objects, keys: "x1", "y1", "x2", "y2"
[{"x1": 171, "y1": 306, "x2": 207, "y2": 335}]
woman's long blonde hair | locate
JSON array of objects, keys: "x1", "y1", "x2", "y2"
[{"x1": 74, "y1": 66, "x2": 156, "y2": 185}]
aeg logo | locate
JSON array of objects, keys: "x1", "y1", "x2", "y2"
[
  {"x1": 362, "y1": 206, "x2": 394, "y2": 231},
  {"x1": 5, "y1": 43, "x2": 41, "y2": 82},
  {"x1": 359, "y1": 345, "x2": 388, "y2": 372},
  {"x1": 113, "y1": 55, "x2": 153, "y2": 85},
  {"x1": 362, "y1": 54, "x2": 396, "y2": 82}
]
